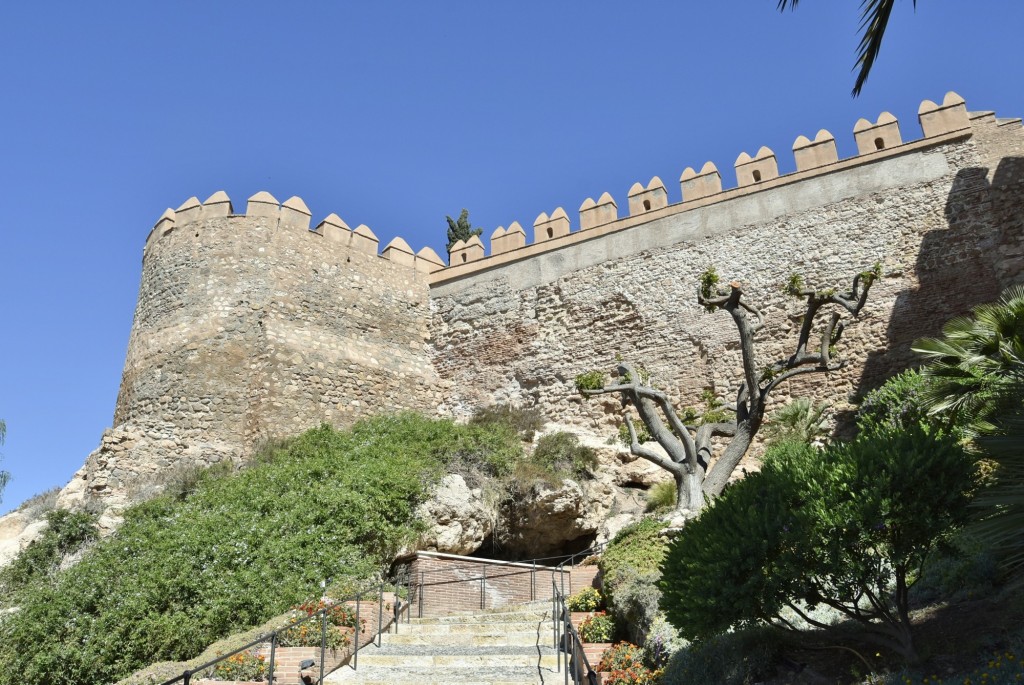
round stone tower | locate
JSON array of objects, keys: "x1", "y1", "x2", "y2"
[{"x1": 58, "y1": 190, "x2": 446, "y2": 512}]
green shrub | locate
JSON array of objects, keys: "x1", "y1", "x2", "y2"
[
  {"x1": 530, "y1": 432, "x2": 597, "y2": 477},
  {"x1": 0, "y1": 508, "x2": 97, "y2": 594},
  {"x1": 644, "y1": 480, "x2": 676, "y2": 513},
  {"x1": 607, "y1": 565, "x2": 661, "y2": 645},
  {"x1": 856, "y1": 369, "x2": 958, "y2": 437},
  {"x1": 579, "y1": 611, "x2": 614, "y2": 643},
  {"x1": 642, "y1": 614, "x2": 683, "y2": 669},
  {"x1": 469, "y1": 404, "x2": 545, "y2": 442},
  {"x1": 0, "y1": 414, "x2": 521, "y2": 685},
  {"x1": 566, "y1": 586, "x2": 602, "y2": 612},
  {"x1": 574, "y1": 371, "x2": 606, "y2": 392},
  {"x1": 763, "y1": 397, "x2": 830, "y2": 445},
  {"x1": 660, "y1": 425, "x2": 976, "y2": 662},
  {"x1": 910, "y1": 532, "x2": 997, "y2": 605},
  {"x1": 599, "y1": 518, "x2": 668, "y2": 609},
  {"x1": 617, "y1": 421, "x2": 652, "y2": 447},
  {"x1": 660, "y1": 626, "x2": 783, "y2": 685}
]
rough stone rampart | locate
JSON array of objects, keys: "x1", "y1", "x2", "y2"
[
  {"x1": 56, "y1": 193, "x2": 445, "y2": 513},
  {"x1": 29, "y1": 91, "x2": 1024, "y2": 525},
  {"x1": 429, "y1": 95, "x2": 1024, "y2": 445}
]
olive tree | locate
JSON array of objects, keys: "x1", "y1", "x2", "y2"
[{"x1": 576, "y1": 264, "x2": 880, "y2": 517}]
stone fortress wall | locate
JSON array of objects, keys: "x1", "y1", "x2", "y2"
[
  {"x1": 430, "y1": 94, "x2": 1024, "y2": 440},
  {"x1": 44, "y1": 91, "x2": 1024, "y2": 520},
  {"x1": 56, "y1": 193, "x2": 448, "y2": 514}
]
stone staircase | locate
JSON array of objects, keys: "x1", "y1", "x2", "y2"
[{"x1": 325, "y1": 600, "x2": 560, "y2": 685}]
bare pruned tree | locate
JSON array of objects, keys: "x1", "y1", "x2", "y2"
[{"x1": 576, "y1": 264, "x2": 880, "y2": 518}]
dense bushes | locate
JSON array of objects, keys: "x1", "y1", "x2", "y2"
[
  {"x1": 599, "y1": 518, "x2": 668, "y2": 609},
  {"x1": 661, "y1": 425, "x2": 976, "y2": 662},
  {"x1": 0, "y1": 414, "x2": 522, "y2": 685},
  {"x1": 528, "y1": 431, "x2": 597, "y2": 479}
]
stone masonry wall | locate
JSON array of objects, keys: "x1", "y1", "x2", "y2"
[
  {"x1": 30, "y1": 94, "x2": 1024, "y2": 530},
  {"x1": 57, "y1": 201, "x2": 444, "y2": 514},
  {"x1": 429, "y1": 113, "x2": 1024, "y2": 456}
]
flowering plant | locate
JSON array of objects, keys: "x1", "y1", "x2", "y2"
[
  {"x1": 294, "y1": 599, "x2": 359, "y2": 628},
  {"x1": 277, "y1": 619, "x2": 352, "y2": 649},
  {"x1": 566, "y1": 586, "x2": 602, "y2": 612},
  {"x1": 209, "y1": 650, "x2": 266, "y2": 681},
  {"x1": 277, "y1": 599, "x2": 361, "y2": 648},
  {"x1": 596, "y1": 642, "x2": 661, "y2": 685},
  {"x1": 578, "y1": 611, "x2": 614, "y2": 643}
]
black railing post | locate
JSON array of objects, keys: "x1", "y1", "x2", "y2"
[
  {"x1": 267, "y1": 633, "x2": 277, "y2": 685},
  {"x1": 354, "y1": 592, "x2": 362, "y2": 669},
  {"x1": 182, "y1": 670, "x2": 191, "y2": 685},
  {"x1": 531, "y1": 560, "x2": 536, "y2": 601},
  {"x1": 320, "y1": 609, "x2": 327, "y2": 684},
  {"x1": 563, "y1": 607, "x2": 571, "y2": 685},
  {"x1": 418, "y1": 571, "x2": 424, "y2": 618},
  {"x1": 480, "y1": 565, "x2": 486, "y2": 610},
  {"x1": 377, "y1": 581, "x2": 384, "y2": 647}
]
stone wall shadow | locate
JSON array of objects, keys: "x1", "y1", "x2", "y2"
[{"x1": 858, "y1": 156, "x2": 1024, "y2": 392}]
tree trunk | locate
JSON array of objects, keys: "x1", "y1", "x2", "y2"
[
  {"x1": 702, "y1": 422, "x2": 757, "y2": 498},
  {"x1": 674, "y1": 470, "x2": 705, "y2": 514}
]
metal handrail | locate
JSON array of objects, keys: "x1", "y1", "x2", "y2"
[
  {"x1": 157, "y1": 572, "x2": 411, "y2": 685},
  {"x1": 404, "y1": 547, "x2": 604, "y2": 577},
  {"x1": 550, "y1": 542, "x2": 605, "y2": 685},
  {"x1": 552, "y1": 579, "x2": 599, "y2": 685}
]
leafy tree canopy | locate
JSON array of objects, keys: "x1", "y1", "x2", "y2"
[
  {"x1": 661, "y1": 424, "x2": 975, "y2": 662},
  {"x1": 777, "y1": 0, "x2": 917, "y2": 96}
]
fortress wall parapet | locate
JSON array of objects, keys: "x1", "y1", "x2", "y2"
[
  {"x1": 428, "y1": 104, "x2": 1024, "y2": 444},
  {"x1": 735, "y1": 147, "x2": 780, "y2": 186},
  {"x1": 679, "y1": 162, "x2": 722, "y2": 202},
  {"x1": 55, "y1": 91, "x2": 1024, "y2": 516},
  {"x1": 146, "y1": 190, "x2": 443, "y2": 275},
  {"x1": 429, "y1": 92, "x2": 987, "y2": 280},
  {"x1": 792, "y1": 130, "x2": 839, "y2": 172},
  {"x1": 627, "y1": 177, "x2": 669, "y2": 215},
  {"x1": 854, "y1": 112, "x2": 902, "y2": 154},
  {"x1": 579, "y1": 192, "x2": 617, "y2": 230}
]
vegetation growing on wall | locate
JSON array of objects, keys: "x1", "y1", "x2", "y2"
[{"x1": 0, "y1": 414, "x2": 523, "y2": 685}]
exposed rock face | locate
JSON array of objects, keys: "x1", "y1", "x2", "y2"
[
  {"x1": 416, "y1": 474, "x2": 496, "y2": 555},
  {"x1": 499, "y1": 479, "x2": 597, "y2": 556},
  {"x1": 0, "y1": 511, "x2": 47, "y2": 566},
  {"x1": 415, "y1": 437, "x2": 664, "y2": 560}
]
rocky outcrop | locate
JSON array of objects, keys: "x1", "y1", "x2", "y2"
[
  {"x1": 498, "y1": 478, "x2": 598, "y2": 556},
  {"x1": 416, "y1": 431, "x2": 672, "y2": 560},
  {"x1": 0, "y1": 510, "x2": 47, "y2": 566},
  {"x1": 416, "y1": 474, "x2": 497, "y2": 555}
]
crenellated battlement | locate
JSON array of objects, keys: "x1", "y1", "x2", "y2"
[
  {"x1": 145, "y1": 190, "x2": 447, "y2": 274},
  {"x1": 429, "y1": 91, "x2": 979, "y2": 284},
  {"x1": 143, "y1": 92, "x2": 979, "y2": 288},
  {"x1": 46, "y1": 88, "x2": 1024, "y2": 520}
]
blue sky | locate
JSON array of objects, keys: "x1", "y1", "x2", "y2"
[{"x1": 1, "y1": 1, "x2": 1022, "y2": 512}]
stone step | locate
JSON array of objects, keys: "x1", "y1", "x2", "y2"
[
  {"x1": 408, "y1": 610, "x2": 548, "y2": 625},
  {"x1": 355, "y1": 645, "x2": 558, "y2": 669},
  {"x1": 396, "y1": 620, "x2": 546, "y2": 635},
  {"x1": 325, "y1": 665, "x2": 555, "y2": 685},
  {"x1": 385, "y1": 630, "x2": 542, "y2": 646}
]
